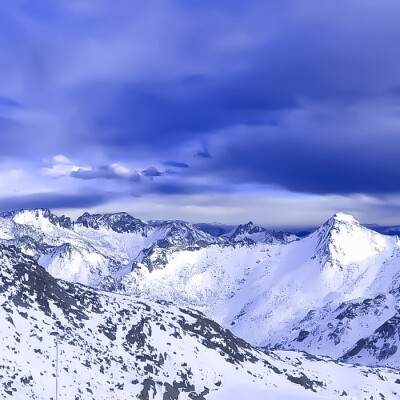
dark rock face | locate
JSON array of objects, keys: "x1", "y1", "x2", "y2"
[
  {"x1": 0, "y1": 245, "x2": 87, "y2": 323},
  {"x1": 270, "y1": 291, "x2": 400, "y2": 366},
  {"x1": 335, "y1": 295, "x2": 387, "y2": 321},
  {"x1": 57, "y1": 215, "x2": 73, "y2": 229},
  {"x1": 341, "y1": 339, "x2": 368, "y2": 360},
  {"x1": 177, "y1": 308, "x2": 262, "y2": 366},
  {"x1": 296, "y1": 330, "x2": 310, "y2": 342},
  {"x1": 163, "y1": 382, "x2": 180, "y2": 400},
  {"x1": 133, "y1": 221, "x2": 217, "y2": 272},
  {"x1": 75, "y1": 212, "x2": 144, "y2": 233},
  {"x1": 341, "y1": 314, "x2": 400, "y2": 363},
  {"x1": 231, "y1": 222, "x2": 266, "y2": 238},
  {"x1": 1, "y1": 208, "x2": 73, "y2": 229},
  {"x1": 125, "y1": 317, "x2": 151, "y2": 348},
  {"x1": 225, "y1": 221, "x2": 295, "y2": 245},
  {"x1": 287, "y1": 373, "x2": 324, "y2": 392}
]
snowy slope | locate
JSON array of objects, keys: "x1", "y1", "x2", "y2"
[
  {"x1": 0, "y1": 209, "x2": 218, "y2": 286},
  {"x1": 121, "y1": 212, "x2": 400, "y2": 367},
  {"x1": 3, "y1": 209, "x2": 400, "y2": 367},
  {"x1": 0, "y1": 208, "x2": 295, "y2": 287},
  {"x1": 1, "y1": 244, "x2": 400, "y2": 399}
]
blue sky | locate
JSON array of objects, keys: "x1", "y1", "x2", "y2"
[{"x1": 1, "y1": 0, "x2": 400, "y2": 227}]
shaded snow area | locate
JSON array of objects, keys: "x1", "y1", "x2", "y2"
[{"x1": 1, "y1": 245, "x2": 400, "y2": 399}]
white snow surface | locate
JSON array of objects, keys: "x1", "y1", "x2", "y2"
[
  {"x1": 122, "y1": 212, "x2": 400, "y2": 366},
  {"x1": 0, "y1": 244, "x2": 400, "y2": 399},
  {"x1": 3, "y1": 209, "x2": 400, "y2": 368},
  {"x1": 0, "y1": 209, "x2": 219, "y2": 287}
]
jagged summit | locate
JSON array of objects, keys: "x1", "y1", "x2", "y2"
[
  {"x1": 75, "y1": 211, "x2": 144, "y2": 233},
  {"x1": 232, "y1": 221, "x2": 264, "y2": 234},
  {"x1": 314, "y1": 213, "x2": 360, "y2": 238},
  {"x1": 225, "y1": 221, "x2": 296, "y2": 245},
  {"x1": 314, "y1": 213, "x2": 362, "y2": 252},
  {"x1": 1, "y1": 207, "x2": 56, "y2": 218},
  {"x1": 308, "y1": 213, "x2": 399, "y2": 274},
  {"x1": 4, "y1": 208, "x2": 73, "y2": 229},
  {"x1": 0, "y1": 208, "x2": 219, "y2": 286},
  {"x1": 329, "y1": 212, "x2": 360, "y2": 224}
]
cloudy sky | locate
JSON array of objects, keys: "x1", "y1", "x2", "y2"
[{"x1": 1, "y1": 0, "x2": 400, "y2": 228}]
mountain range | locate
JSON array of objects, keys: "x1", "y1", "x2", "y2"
[{"x1": 2, "y1": 208, "x2": 400, "y2": 398}]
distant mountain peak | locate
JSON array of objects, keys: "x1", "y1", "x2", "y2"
[
  {"x1": 75, "y1": 211, "x2": 143, "y2": 233},
  {"x1": 4, "y1": 207, "x2": 53, "y2": 218},
  {"x1": 9, "y1": 208, "x2": 72, "y2": 229},
  {"x1": 225, "y1": 221, "x2": 297, "y2": 245},
  {"x1": 231, "y1": 221, "x2": 265, "y2": 236}
]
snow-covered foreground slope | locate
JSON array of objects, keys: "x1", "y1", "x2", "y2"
[{"x1": 1, "y1": 244, "x2": 400, "y2": 400}]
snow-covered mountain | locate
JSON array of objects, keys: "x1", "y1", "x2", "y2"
[
  {"x1": 0, "y1": 209, "x2": 218, "y2": 286},
  {"x1": 0, "y1": 208, "x2": 295, "y2": 286},
  {"x1": 1, "y1": 243, "x2": 400, "y2": 399},
  {"x1": 119, "y1": 212, "x2": 400, "y2": 367},
  {"x1": 223, "y1": 221, "x2": 298, "y2": 244},
  {"x1": 3, "y1": 208, "x2": 400, "y2": 369}
]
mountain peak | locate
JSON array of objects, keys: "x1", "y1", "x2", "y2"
[
  {"x1": 75, "y1": 211, "x2": 144, "y2": 233},
  {"x1": 330, "y1": 212, "x2": 359, "y2": 224},
  {"x1": 15, "y1": 208, "x2": 52, "y2": 217},
  {"x1": 10, "y1": 208, "x2": 72, "y2": 229},
  {"x1": 231, "y1": 221, "x2": 265, "y2": 236},
  {"x1": 225, "y1": 221, "x2": 298, "y2": 244},
  {"x1": 317, "y1": 213, "x2": 360, "y2": 241},
  {"x1": 312, "y1": 212, "x2": 379, "y2": 267}
]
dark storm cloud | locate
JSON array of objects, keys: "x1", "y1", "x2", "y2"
[
  {"x1": 194, "y1": 149, "x2": 212, "y2": 159},
  {"x1": 145, "y1": 181, "x2": 229, "y2": 196},
  {"x1": 207, "y1": 119, "x2": 400, "y2": 195},
  {"x1": 0, "y1": 192, "x2": 113, "y2": 212},
  {"x1": 163, "y1": 161, "x2": 190, "y2": 169},
  {"x1": 71, "y1": 77, "x2": 296, "y2": 154},
  {"x1": 1, "y1": 1, "x2": 400, "y2": 197},
  {"x1": 142, "y1": 167, "x2": 163, "y2": 177}
]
